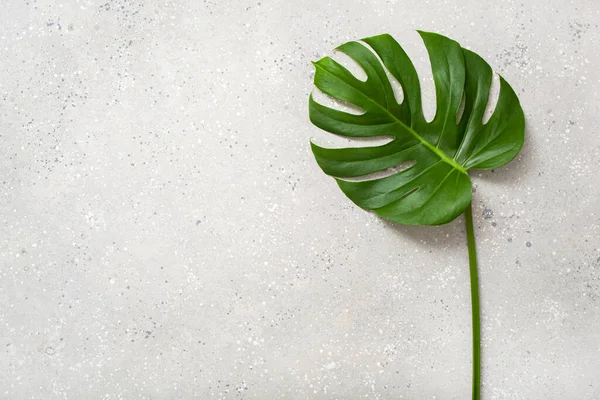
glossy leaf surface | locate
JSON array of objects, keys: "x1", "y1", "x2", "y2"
[{"x1": 309, "y1": 31, "x2": 525, "y2": 225}]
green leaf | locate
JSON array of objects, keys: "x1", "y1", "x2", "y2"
[{"x1": 309, "y1": 31, "x2": 525, "y2": 225}]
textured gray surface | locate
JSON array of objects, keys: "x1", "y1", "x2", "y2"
[{"x1": 1, "y1": 0, "x2": 599, "y2": 399}]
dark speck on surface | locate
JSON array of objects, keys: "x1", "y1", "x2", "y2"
[
  {"x1": 526, "y1": 241, "x2": 532, "y2": 247},
  {"x1": 482, "y1": 208, "x2": 494, "y2": 220}
]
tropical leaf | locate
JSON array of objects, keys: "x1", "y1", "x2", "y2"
[{"x1": 309, "y1": 31, "x2": 525, "y2": 225}]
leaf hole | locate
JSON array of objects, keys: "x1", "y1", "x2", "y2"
[
  {"x1": 338, "y1": 160, "x2": 416, "y2": 182},
  {"x1": 358, "y1": 40, "x2": 404, "y2": 105},
  {"x1": 482, "y1": 72, "x2": 500, "y2": 124},
  {"x1": 411, "y1": 40, "x2": 436, "y2": 123},
  {"x1": 330, "y1": 49, "x2": 368, "y2": 82},
  {"x1": 311, "y1": 86, "x2": 365, "y2": 116},
  {"x1": 310, "y1": 134, "x2": 394, "y2": 151},
  {"x1": 385, "y1": 65, "x2": 405, "y2": 105}
]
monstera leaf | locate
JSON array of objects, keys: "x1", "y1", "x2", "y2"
[
  {"x1": 308, "y1": 31, "x2": 526, "y2": 400},
  {"x1": 309, "y1": 31, "x2": 524, "y2": 225}
]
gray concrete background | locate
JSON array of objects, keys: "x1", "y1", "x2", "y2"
[{"x1": 1, "y1": 0, "x2": 599, "y2": 399}]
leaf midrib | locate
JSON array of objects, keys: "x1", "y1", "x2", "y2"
[
  {"x1": 315, "y1": 63, "x2": 468, "y2": 175},
  {"x1": 379, "y1": 104, "x2": 467, "y2": 175}
]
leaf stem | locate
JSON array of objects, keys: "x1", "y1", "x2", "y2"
[{"x1": 465, "y1": 202, "x2": 481, "y2": 400}]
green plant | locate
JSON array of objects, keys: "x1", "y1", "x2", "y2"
[{"x1": 308, "y1": 31, "x2": 525, "y2": 399}]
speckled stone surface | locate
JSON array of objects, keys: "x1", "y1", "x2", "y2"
[{"x1": 1, "y1": 0, "x2": 599, "y2": 399}]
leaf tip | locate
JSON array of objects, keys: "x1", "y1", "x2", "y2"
[
  {"x1": 416, "y1": 29, "x2": 434, "y2": 36},
  {"x1": 362, "y1": 32, "x2": 392, "y2": 42}
]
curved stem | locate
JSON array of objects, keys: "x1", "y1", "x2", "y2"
[{"x1": 465, "y1": 202, "x2": 481, "y2": 400}]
